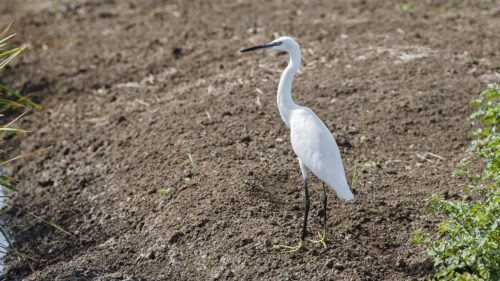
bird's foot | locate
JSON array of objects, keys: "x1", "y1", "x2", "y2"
[
  {"x1": 309, "y1": 228, "x2": 332, "y2": 249},
  {"x1": 275, "y1": 240, "x2": 308, "y2": 253}
]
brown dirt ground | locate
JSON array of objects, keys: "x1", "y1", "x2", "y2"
[{"x1": 1, "y1": 0, "x2": 500, "y2": 280}]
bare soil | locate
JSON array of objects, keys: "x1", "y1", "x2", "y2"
[{"x1": 1, "y1": 0, "x2": 500, "y2": 280}]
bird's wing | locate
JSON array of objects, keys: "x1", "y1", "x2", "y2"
[{"x1": 289, "y1": 108, "x2": 353, "y2": 200}]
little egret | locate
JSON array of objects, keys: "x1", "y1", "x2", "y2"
[{"x1": 241, "y1": 37, "x2": 354, "y2": 253}]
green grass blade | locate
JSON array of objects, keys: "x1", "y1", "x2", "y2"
[
  {"x1": 0, "y1": 45, "x2": 23, "y2": 59},
  {"x1": 187, "y1": 151, "x2": 196, "y2": 168},
  {"x1": 351, "y1": 163, "x2": 358, "y2": 189},
  {"x1": 0, "y1": 180, "x2": 20, "y2": 193},
  {"x1": 0, "y1": 33, "x2": 15, "y2": 46},
  {"x1": 0, "y1": 46, "x2": 25, "y2": 71},
  {"x1": 0, "y1": 127, "x2": 25, "y2": 133},
  {"x1": 0, "y1": 83, "x2": 40, "y2": 109},
  {"x1": 0, "y1": 21, "x2": 14, "y2": 41},
  {"x1": 0, "y1": 227, "x2": 19, "y2": 260},
  {"x1": 5, "y1": 203, "x2": 74, "y2": 237},
  {"x1": 0, "y1": 98, "x2": 25, "y2": 107},
  {"x1": 0, "y1": 175, "x2": 20, "y2": 182}
]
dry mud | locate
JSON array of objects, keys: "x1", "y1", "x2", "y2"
[{"x1": 1, "y1": 0, "x2": 500, "y2": 280}]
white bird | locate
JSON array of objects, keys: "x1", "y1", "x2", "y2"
[{"x1": 241, "y1": 37, "x2": 354, "y2": 253}]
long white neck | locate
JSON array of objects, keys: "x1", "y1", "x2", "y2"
[{"x1": 277, "y1": 47, "x2": 301, "y2": 127}]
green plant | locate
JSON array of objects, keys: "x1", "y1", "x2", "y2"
[
  {"x1": 395, "y1": 2, "x2": 414, "y2": 12},
  {"x1": 349, "y1": 103, "x2": 378, "y2": 191},
  {"x1": 0, "y1": 23, "x2": 39, "y2": 112},
  {"x1": 0, "y1": 22, "x2": 41, "y2": 192},
  {"x1": 359, "y1": 103, "x2": 379, "y2": 145},
  {"x1": 413, "y1": 84, "x2": 500, "y2": 280},
  {"x1": 0, "y1": 22, "x2": 45, "y2": 272},
  {"x1": 159, "y1": 189, "x2": 171, "y2": 196},
  {"x1": 0, "y1": 22, "x2": 27, "y2": 71},
  {"x1": 179, "y1": 150, "x2": 196, "y2": 168},
  {"x1": 351, "y1": 161, "x2": 371, "y2": 190},
  {"x1": 177, "y1": 151, "x2": 195, "y2": 186},
  {"x1": 50, "y1": 0, "x2": 60, "y2": 13},
  {"x1": 176, "y1": 0, "x2": 184, "y2": 11},
  {"x1": 429, "y1": 0, "x2": 455, "y2": 13}
]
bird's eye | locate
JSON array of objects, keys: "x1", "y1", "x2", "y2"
[{"x1": 275, "y1": 41, "x2": 283, "y2": 46}]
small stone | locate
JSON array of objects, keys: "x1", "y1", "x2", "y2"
[
  {"x1": 334, "y1": 263, "x2": 345, "y2": 271},
  {"x1": 106, "y1": 272, "x2": 123, "y2": 279},
  {"x1": 148, "y1": 250, "x2": 155, "y2": 260},
  {"x1": 241, "y1": 136, "x2": 252, "y2": 143},
  {"x1": 172, "y1": 47, "x2": 182, "y2": 58},
  {"x1": 240, "y1": 238, "x2": 254, "y2": 247}
]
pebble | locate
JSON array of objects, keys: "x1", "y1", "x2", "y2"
[{"x1": 335, "y1": 263, "x2": 345, "y2": 271}]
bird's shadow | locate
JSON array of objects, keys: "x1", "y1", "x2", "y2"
[{"x1": 246, "y1": 167, "x2": 326, "y2": 223}]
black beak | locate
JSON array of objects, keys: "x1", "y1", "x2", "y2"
[{"x1": 240, "y1": 42, "x2": 277, "y2": 52}]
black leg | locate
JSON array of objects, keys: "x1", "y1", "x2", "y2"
[
  {"x1": 301, "y1": 178, "x2": 310, "y2": 241},
  {"x1": 322, "y1": 182, "x2": 327, "y2": 229},
  {"x1": 310, "y1": 182, "x2": 331, "y2": 248}
]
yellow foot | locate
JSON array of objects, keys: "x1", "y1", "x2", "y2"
[
  {"x1": 309, "y1": 228, "x2": 332, "y2": 249},
  {"x1": 274, "y1": 240, "x2": 308, "y2": 253}
]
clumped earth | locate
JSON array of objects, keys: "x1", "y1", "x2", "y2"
[{"x1": 1, "y1": 0, "x2": 499, "y2": 280}]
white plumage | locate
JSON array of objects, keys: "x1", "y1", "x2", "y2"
[
  {"x1": 241, "y1": 36, "x2": 353, "y2": 252},
  {"x1": 289, "y1": 107, "x2": 354, "y2": 201}
]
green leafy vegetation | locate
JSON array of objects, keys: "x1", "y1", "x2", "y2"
[
  {"x1": 0, "y1": 22, "x2": 28, "y2": 72},
  {"x1": 0, "y1": 23, "x2": 39, "y2": 112},
  {"x1": 0, "y1": 22, "x2": 38, "y2": 193},
  {"x1": 413, "y1": 84, "x2": 500, "y2": 281},
  {"x1": 0, "y1": 22, "x2": 45, "y2": 271}
]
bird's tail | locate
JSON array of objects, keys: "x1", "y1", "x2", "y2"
[
  {"x1": 327, "y1": 174, "x2": 354, "y2": 201},
  {"x1": 336, "y1": 185, "x2": 354, "y2": 201}
]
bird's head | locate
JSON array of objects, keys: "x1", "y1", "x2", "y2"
[{"x1": 240, "y1": 36, "x2": 299, "y2": 53}]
